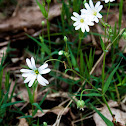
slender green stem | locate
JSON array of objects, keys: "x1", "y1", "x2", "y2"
[
  {"x1": 44, "y1": 59, "x2": 70, "y2": 69},
  {"x1": 102, "y1": 95, "x2": 113, "y2": 116},
  {"x1": 65, "y1": 39, "x2": 72, "y2": 68},
  {"x1": 80, "y1": 89, "x2": 86, "y2": 101},
  {"x1": 104, "y1": 2, "x2": 111, "y2": 43},
  {"x1": 77, "y1": 30, "x2": 82, "y2": 58},
  {"x1": 114, "y1": 82, "x2": 120, "y2": 104},
  {"x1": 106, "y1": 2, "x2": 110, "y2": 23},
  {"x1": 47, "y1": 19, "x2": 51, "y2": 53},
  {"x1": 67, "y1": 69, "x2": 100, "y2": 93},
  {"x1": 102, "y1": 51, "x2": 106, "y2": 90}
]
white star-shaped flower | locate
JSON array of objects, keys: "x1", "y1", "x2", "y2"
[
  {"x1": 81, "y1": 0, "x2": 103, "y2": 23},
  {"x1": 20, "y1": 57, "x2": 51, "y2": 87},
  {"x1": 103, "y1": 0, "x2": 115, "y2": 3},
  {"x1": 71, "y1": 12, "x2": 94, "y2": 32}
]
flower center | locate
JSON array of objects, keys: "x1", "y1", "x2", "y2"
[
  {"x1": 80, "y1": 19, "x2": 84, "y2": 23},
  {"x1": 93, "y1": 11, "x2": 97, "y2": 16},
  {"x1": 34, "y1": 69, "x2": 39, "y2": 75}
]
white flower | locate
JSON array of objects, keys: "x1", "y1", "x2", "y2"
[
  {"x1": 103, "y1": 0, "x2": 115, "y2": 3},
  {"x1": 20, "y1": 57, "x2": 51, "y2": 87},
  {"x1": 58, "y1": 50, "x2": 64, "y2": 55},
  {"x1": 81, "y1": 0, "x2": 103, "y2": 23},
  {"x1": 71, "y1": 12, "x2": 94, "y2": 32}
]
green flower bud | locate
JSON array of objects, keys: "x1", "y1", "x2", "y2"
[
  {"x1": 77, "y1": 100, "x2": 85, "y2": 111},
  {"x1": 46, "y1": 0, "x2": 51, "y2": 4},
  {"x1": 64, "y1": 52, "x2": 70, "y2": 57},
  {"x1": 64, "y1": 36, "x2": 68, "y2": 42},
  {"x1": 43, "y1": 122, "x2": 47, "y2": 126},
  {"x1": 41, "y1": 21, "x2": 45, "y2": 26},
  {"x1": 42, "y1": 1, "x2": 46, "y2": 6},
  {"x1": 39, "y1": 36, "x2": 44, "y2": 43},
  {"x1": 122, "y1": 31, "x2": 126, "y2": 40},
  {"x1": 83, "y1": 0, "x2": 86, "y2": 5}
]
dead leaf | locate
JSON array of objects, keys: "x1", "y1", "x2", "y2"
[
  {"x1": 0, "y1": 47, "x2": 7, "y2": 64},
  {"x1": 93, "y1": 100, "x2": 126, "y2": 126},
  {"x1": 29, "y1": 106, "x2": 70, "y2": 118},
  {"x1": 0, "y1": 4, "x2": 62, "y2": 32},
  {"x1": 18, "y1": 118, "x2": 28, "y2": 126}
]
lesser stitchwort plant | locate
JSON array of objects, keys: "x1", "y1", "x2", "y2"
[
  {"x1": 81, "y1": 0, "x2": 103, "y2": 23},
  {"x1": 20, "y1": 57, "x2": 51, "y2": 87},
  {"x1": 71, "y1": 12, "x2": 94, "y2": 32}
]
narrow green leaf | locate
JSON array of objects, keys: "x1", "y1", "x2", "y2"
[
  {"x1": 76, "y1": 93, "x2": 102, "y2": 97},
  {"x1": 32, "y1": 103, "x2": 43, "y2": 113},
  {"x1": 69, "y1": 48, "x2": 77, "y2": 68},
  {"x1": 36, "y1": 0, "x2": 47, "y2": 18},
  {"x1": 25, "y1": 84, "x2": 34, "y2": 104},
  {"x1": 80, "y1": 50, "x2": 84, "y2": 76},
  {"x1": 103, "y1": 62, "x2": 121, "y2": 94},
  {"x1": 32, "y1": 91, "x2": 49, "y2": 116},
  {"x1": 26, "y1": 34, "x2": 50, "y2": 55},
  {"x1": 91, "y1": 104, "x2": 114, "y2": 126},
  {"x1": 18, "y1": 115, "x2": 32, "y2": 119},
  {"x1": 100, "y1": 37, "x2": 105, "y2": 51},
  {"x1": 1, "y1": 101, "x2": 24, "y2": 108}
]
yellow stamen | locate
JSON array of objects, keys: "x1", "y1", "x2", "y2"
[
  {"x1": 34, "y1": 69, "x2": 39, "y2": 75},
  {"x1": 80, "y1": 19, "x2": 84, "y2": 23},
  {"x1": 93, "y1": 11, "x2": 97, "y2": 16}
]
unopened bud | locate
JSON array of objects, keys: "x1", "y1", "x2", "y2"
[
  {"x1": 39, "y1": 36, "x2": 44, "y2": 43},
  {"x1": 43, "y1": 122, "x2": 47, "y2": 126},
  {"x1": 83, "y1": 0, "x2": 86, "y2": 5},
  {"x1": 77, "y1": 100, "x2": 85, "y2": 111},
  {"x1": 46, "y1": 0, "x2": 51, "y2": 4},
  {"x1": 122, "y1": 31, "x2": 126, "y2": 40},
  {"x1": 41, "y1": 21, "x2": 45, "y2": 26},
  {"x1": 64, "y1": 36, "x2": 68, "y2": 42},
  {"x1": 58, "y1": 50, "x2": 64, "y2": 55}
]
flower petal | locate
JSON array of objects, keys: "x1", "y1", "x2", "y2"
[
  {"x1": 75, "y1": 24, "x2": 81, "y2": 30},
  {"x1": 97, "y1": 13, "x2": 102, "y2": 18},
  {"x1": 37, "y1": 74, "x2": 49, "y2": 86},
  {"x1": 95, "y1": 1, "x2": 100, "y2": 8},
  {"x1": 94, "y1": 17, "x2": 99, "y2": 23},
  {"x1": 80, "y1": 9, "x2": 87, "y2": 14},
  {"x1": 26, "y1": 58, "x2": 34, "y2": 69},
  {"x1": 24, "y1": 76, "x2": 31, "y2": 83},
  {"x1": 28, "y1": 76, "x2": 36, "y2": 87},
  {"x1": 85, "y1": 25, "x2": 90, "y2": 32},
  {"x1": 85, "y1": 3, "x2": 91, "y2": 10},
  {"x1": 97, "y1": 5, "x2": 103, "y2": 12},
  {"x1": 73, "y1": 12, "x2": 79, "y2": 17},
  {"x1": 89, "y1": 0, "x2": 94, "y2": 8},
  {"x1": 39, "y1": 68, "x2": 51, "y2": 74},
  {"x1": 31, "y1": 57, "x2": 36, "y2": 70},
  {"x1": 73, "y1": 21, "x2": 80, "y2": 26},
  {"x1": 20, "y1": 69, "x2": 33, "y2": 73},
  {"x1": 71, "y1": 16, "x2": 78, "y2": 21},
  {"x1": 38, "y1": 63, "x2": 48, "y2": 72}
]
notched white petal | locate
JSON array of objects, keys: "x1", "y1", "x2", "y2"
[
  {"x1": 39, "y1": 68, "x2": 51, "y2": 74},
  {"x1": 37, "y1": 74, "x2": 49, "y2": 86},
  {"x1": 20, "y1": 69, "x2": 33, "y2": 73},
  {"x1": 28, "y1": 76, "x2": 36, "y2": 87},
  {"x1": 26, "y1": 58, "x2": 33, "y2": 69},
  {"x1": 31, "y1": 57, "x2": 36, "y2": 70},
  {"x1": 73, "y1": 12, "x2": 79, "y2": 17},
  {"x1": 38, "y1": 63, "x2": 48, "y2": 72},
  {"x1": 71, "y1": 16, "x2": 78, "y2": 21}
]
